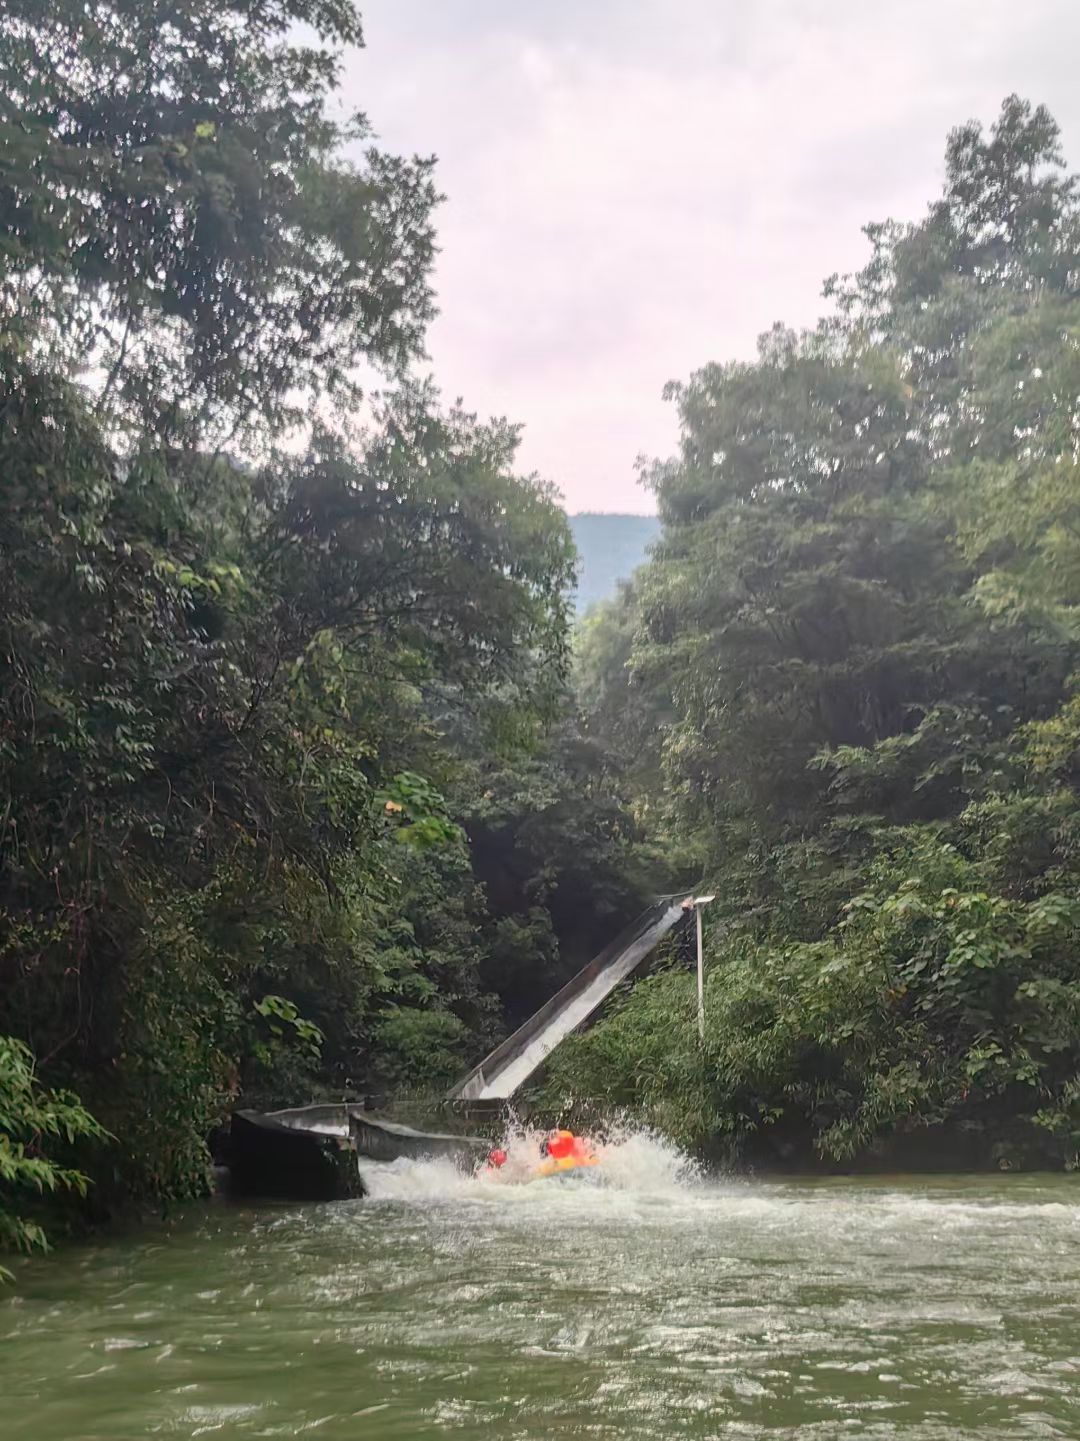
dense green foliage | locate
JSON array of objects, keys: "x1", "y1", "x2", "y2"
[
  {"x1": 0, "y1": 0, "x2": 436, "y2": 438},
  {"x1": 0, "y1": 0, "x2": 647, "y2": 1257},
  {"x1": 0, "y1": 1037, "x2": 104, "y2": 1276},
  {"x1": 551, "y1": 97, "x2": 1080, "y2": 1171}
]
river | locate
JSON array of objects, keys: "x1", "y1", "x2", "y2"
[{"x1": 3, "y1": 1129, "x2": 1079, "y2": 1439}]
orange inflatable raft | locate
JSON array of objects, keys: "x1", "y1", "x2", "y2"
[{"x1": 482, "y1": 1129, "x2": 599, "y2": 1182}]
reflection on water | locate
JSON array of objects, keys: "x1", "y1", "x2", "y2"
[{"x1": 3, "y1": 1129, "x2": 1079, "y2": 1439}]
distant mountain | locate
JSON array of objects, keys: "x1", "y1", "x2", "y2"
[{"x1": 569, "y1": 512, "x2": 661, "y2": 614}]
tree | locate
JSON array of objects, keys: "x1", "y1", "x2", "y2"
[
  {"x1": 0, "y1": 1038, "x2": 104, "y2": 1278},
  {"x1": 0, "y1": 0, "x2": 437, "y2": 440},
  {"x1": 0, "y1": 354, "x2": 575, "y2": 1204},
  {"x1": 0, "y1": 0, "x2": 586, "y2": 1247},
  {"x1": 461, "y1": 715, "x2": 664, "y2": 1023},
  {"x1": 555, "y1": 98, "x2": 1080, "y2": 1168},
  {"x1": 826, "y1": 96, "x2": 1079, "y2": 447}
]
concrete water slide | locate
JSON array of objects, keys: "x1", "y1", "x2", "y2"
[
  {"x1": 226, "y1": 898, "x2": 691, "y2": 1192},
  {"x1": 449, "y1": 896, "x2": 691, "y2": 1102}
]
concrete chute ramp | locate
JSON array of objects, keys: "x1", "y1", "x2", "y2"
[
  {"x1": 226, "y1": 897, "x2": 692, "y2": 1187},
  {"x1": 449, "y1": 896, "x2": 691, "y2": 1102}
]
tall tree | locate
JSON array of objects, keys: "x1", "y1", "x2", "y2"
[
  {"x1": 554, "y1": 99, "x2": 1080, "y2": 1169},
  {"x1": 0, "y1": 0, "x2": 585, "y2": 1242},
  {"x1": 0, "y1": 0, "x2": 437, "y2": 439}
]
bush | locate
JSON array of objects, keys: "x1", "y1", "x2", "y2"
[
  {"x1": 0, "y1": 1037, "x2": 105, "y2": 1278},
  {"x1": 545, "y1": 836, "x2": 1080, "y2": 1168},
  {"x1": 372, "y1": 1008, "x2": 472, "y2": 1091}
]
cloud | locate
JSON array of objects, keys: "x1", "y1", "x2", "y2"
[{"x1": 344, "y1": 0, "x2": 1080, "y2": 513}]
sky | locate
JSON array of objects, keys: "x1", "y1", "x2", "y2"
[{"x1": 340, "y1": 1, "x2": 1080, "y2": 515}]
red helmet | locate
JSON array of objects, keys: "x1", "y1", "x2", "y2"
[
  {"x1": 546, "y1": 1130, "x2": 575, "y2": 1159},
  {"x1": 487, "y1": 1148, "x2": 508, "y2": 1169}
]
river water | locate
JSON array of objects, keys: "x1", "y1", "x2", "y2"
[{"x1": 3, "y1": 1129, "x2": 1079, "y2": 1440}]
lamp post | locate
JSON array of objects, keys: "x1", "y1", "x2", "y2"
[{"x1": 690, "y1": 894, "x2": 716, "y2": 1042}]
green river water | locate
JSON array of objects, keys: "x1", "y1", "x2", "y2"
[{"x1": 3, "y1": 1133, "x2": 1079, "y2": 1440}]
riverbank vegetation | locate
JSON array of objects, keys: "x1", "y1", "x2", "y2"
[
  {"x1": 3, "y1": 1, "x2": 1080, "y2": 1266},
  {"x1": 0, "y1": 0, "x2": 650, "y2": 1254},
  {"x1": 550, "y1": 96, "x2": 1080, "y2": 1172}
]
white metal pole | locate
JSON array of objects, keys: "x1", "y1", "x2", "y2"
[{"x1": 696, "y1": 902, "x2": 705, "y2": 1042}]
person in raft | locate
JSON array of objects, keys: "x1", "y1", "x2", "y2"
[
  {"x1": 482, "y1": 1129, "x2": 598, "y2": 1178},
  {"x1": 540, "y1": 1129, "x2": 597, "y2": 1167}
]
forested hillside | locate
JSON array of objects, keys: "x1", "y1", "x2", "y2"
[
  {"x1": 554, "y1": 97, "x2": 1080, "y2": 1172},
  {"x1": 569, "y1": 513, "x2": 660, "y2": 612},
  {"x1": 3, "y1": 0, "x2": 1080, "y2": 1270},
  {"x1": 0, "y1": 0, "x2": 656, "y2": 1254}
]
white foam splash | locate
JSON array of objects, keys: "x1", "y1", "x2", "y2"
[
  {"x1": 358, "y1": 1119, "x2": 702, "y2": 1204},
  {"x1": 591, "y1": 1120, "x2": 702, "y2": 1193}
]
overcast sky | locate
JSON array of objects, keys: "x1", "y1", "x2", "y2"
[{"x1": 341, "y1": 1, "x2": 1080, "y2": 514}]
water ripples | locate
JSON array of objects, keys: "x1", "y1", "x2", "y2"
[{"x1": 2, "y1": 1141, "x2": 1079, "y2": 1438}]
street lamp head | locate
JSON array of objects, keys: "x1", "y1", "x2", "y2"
[{"x1": 692, "y1": 894, "x2": 716, "y2": 906}]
